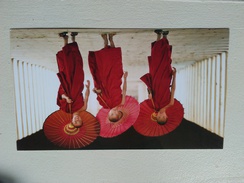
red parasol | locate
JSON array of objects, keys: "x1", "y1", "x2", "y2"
[
  {"x1": 96, "y1": 95, "x2": 140, "y2": 138},
  {"x1": 43, "y1": 110, "x2": 100, "y2": 149},
  {"x1": 133, "y1": 99, "x2": 184, "y2": 137}
]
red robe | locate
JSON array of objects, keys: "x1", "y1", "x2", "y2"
[
  {"x1": 88, "y1": 46, "x2": 123, "y2": 109},
  {"x1": 140, "y1": 37, "x2": 173, "y2": 111},
  {"x1": 56, "y1": 42, "x2": 84, "y2": 113}
]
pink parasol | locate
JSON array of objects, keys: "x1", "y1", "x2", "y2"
[
  {"x1": 96, "y1": 95, "x2": 140, "y2": 138},
  {"x1": 133, "y1": 99, "x2": 184, "y2": 137},
  {"x1": 43, "y1": 110, "x2": 100, "y2": 149}
]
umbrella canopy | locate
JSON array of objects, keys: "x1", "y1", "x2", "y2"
[
  {"x1": 43, "y1": 110, "x2": 100, "y2": 149},
  {"x1": 96, "y1": 95, "x2": 140, "y2": 138},
  {"x1": 133, "y1": 99, "x2": 184, "y2": 137}
]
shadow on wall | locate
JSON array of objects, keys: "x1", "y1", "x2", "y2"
[{"x1": 0, "y1": 172, "x2": 16, "y2": 183}]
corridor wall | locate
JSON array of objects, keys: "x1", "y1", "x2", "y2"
[{"x1": 176, "y1": 52, "x2": 227, "y2": 137}]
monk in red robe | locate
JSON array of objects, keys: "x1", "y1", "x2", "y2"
[
  {"x1": 56, "y1": 32, "x2": 90, "y2": 128},
  {"x1": 140, "y1": 30, "x2": 177, "y2": 125},
  {"x1": 88, "y1": 33, "x2": 128, "y2": 122}
]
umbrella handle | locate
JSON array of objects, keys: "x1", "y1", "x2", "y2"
[
  {"x1": 69, "y1": 103, "x2": 72, "y2": 121},
  {"x1": 98, "y1": 95, "x2": 109, "y2": 108},
  {"x1": 150, "y1": 98, "x2": 156, "y2": 112}
]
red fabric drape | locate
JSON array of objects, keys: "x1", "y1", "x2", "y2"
[
  {"x1": 56, "y1": 42, "x2": 84, "y2": 113},
  {"x1": 88, "y1": 47, "x2": 123, "y2": 109},
  {"x1": 140, "y1": 37, "x2": 173, "y2": 111}
]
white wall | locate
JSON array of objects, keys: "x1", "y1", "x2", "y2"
[{"x1": 0, "y1": 1, "x2": 243, "y2": 183}]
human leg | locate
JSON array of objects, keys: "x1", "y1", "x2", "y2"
[
  {"x1": 109, "y1": 33, "x2": 116, "y2": 48},
  {"x1": 101, "y1": 33, "x2": 108, "y2": 48},
  {"x1": 71, "y1": 32, "x2": 78, "y2": 42},
  {"x1": 154, "y1": 29, "x2": 162, "y2": 41},
  {"x1": 59, "y1": 32, "x2": 68, "y2": 45}
]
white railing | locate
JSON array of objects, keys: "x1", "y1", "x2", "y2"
[
  {"x1": 175, "y1": 52, "x2": 227, "y2": 137},
  {"x1": 12, "y1": 59, "x2": 59, "y2": 140}
]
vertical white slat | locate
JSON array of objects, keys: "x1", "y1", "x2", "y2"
[
  {"x1": 39, "y1": 66, "x2": 45, "y2": 127},
  {"x1": 215, "y1": 55, "x2": 221, "y2": 135},
  {"x1": 186, "y1": 66, "x2": 189, "y2": 120},
  {"x1": 23, "y1": 62, "x2": 31, "y2": 136},
  {"x1": 33, "y1": 65, "x2": 39, "y2": 132},
  {"x1": 201, "y1": 60, "x2": 206, "y2": 127},
  {"x1": 18, "y1": 61, "x2": 28, "y2": 137},
  {"x1": 217, "y1": 54, "x2": 222, "y2": 136},
  {"x1": 196, "y1": 62, "x2": 200, "y2": 124},
  {"x1": 196, "y1": 62, "x2": 199, "y2": 124},
  {"x1": 197, "y1": 62, "x2": 200, "y2": 125},
  {"x1": 42, "y1": 68, "x2": 47, "y2": 118},
  {"x1": 194, "y1": 63, "x2": 197, "y2": 122},
  {"x1": 28, "y1": 63, "x2": 35, "y2": 133},
  {"x1": 188, "y1": 65, "x2": 191, "y2": 120},
  {"x1": 195, "y1": 62, "x2": 198, "y2": 123},
  {"x1": 202, "y1": 59, "x2": 207, "y2": 129},
  {"x1": 13, "y1": 59, "x2": 22, "y2": 139},
  {"x1": 35, "y1": 66, "x2": 40, "y2": 130},
  {"x1": 198, "y1": 61, "x2": 201, "y2": 125},
  {"x1": 223, "y1": 52, "x2": 228, "y2": 137},
  {"x1": 208, "y1": 57, "x2": 213, "y2": 131},
  {"x1": 200, "y1": 61, "x2": 203, "y2": 125},
  {"x1": 192, "y1": 64, "x2": 195, "y2": 122},
  {"x1": 211, "y1": 57, "x2": 216, "y2": 133},
  {"x1": 36, "y1": 66, "x2": 42, "y2": 130},
  {"x1": 42, "y1": 68, "x2": 48, "y2": 122},
  {"x1": 213, "y1": 56, "x2": 217, "y2": 134},
  {"x1": 218, "y1": 53, "x2": 223, "y2": 136},
  {"x1": 38, "y1": 66, "x2": 43, "y2": 130},
  {"x1": 205, "y1": 59, "x2": 209, "y2": 129},
  {"x1": 190, "y1": 65, "x2": 194, "y2": 121},
  {"x1": 37, "y1": 66, "x2": 42, "y2": 126},
  {"x1": 199, "y1": 61, "x2": 204, "y2": 126},
  {"x1": 185, "y1": 67, "x2": 189, "y2": 119},
  {"x1": 184, "y1": 67, "x2": 188, "y2": 119}
]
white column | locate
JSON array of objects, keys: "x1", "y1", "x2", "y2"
[
  {"x1": 23, "y1": 62, "x2": 31, "y2": 136},
  {"x1": 19, "y1": 61, "x2": 28, "y2": 137},
  {"x1": 13, "y1": 59, "x2": 22, "y2": 139},
  {"x1": 28, "y1": 63, "x2": 35, "y2": 133}
]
